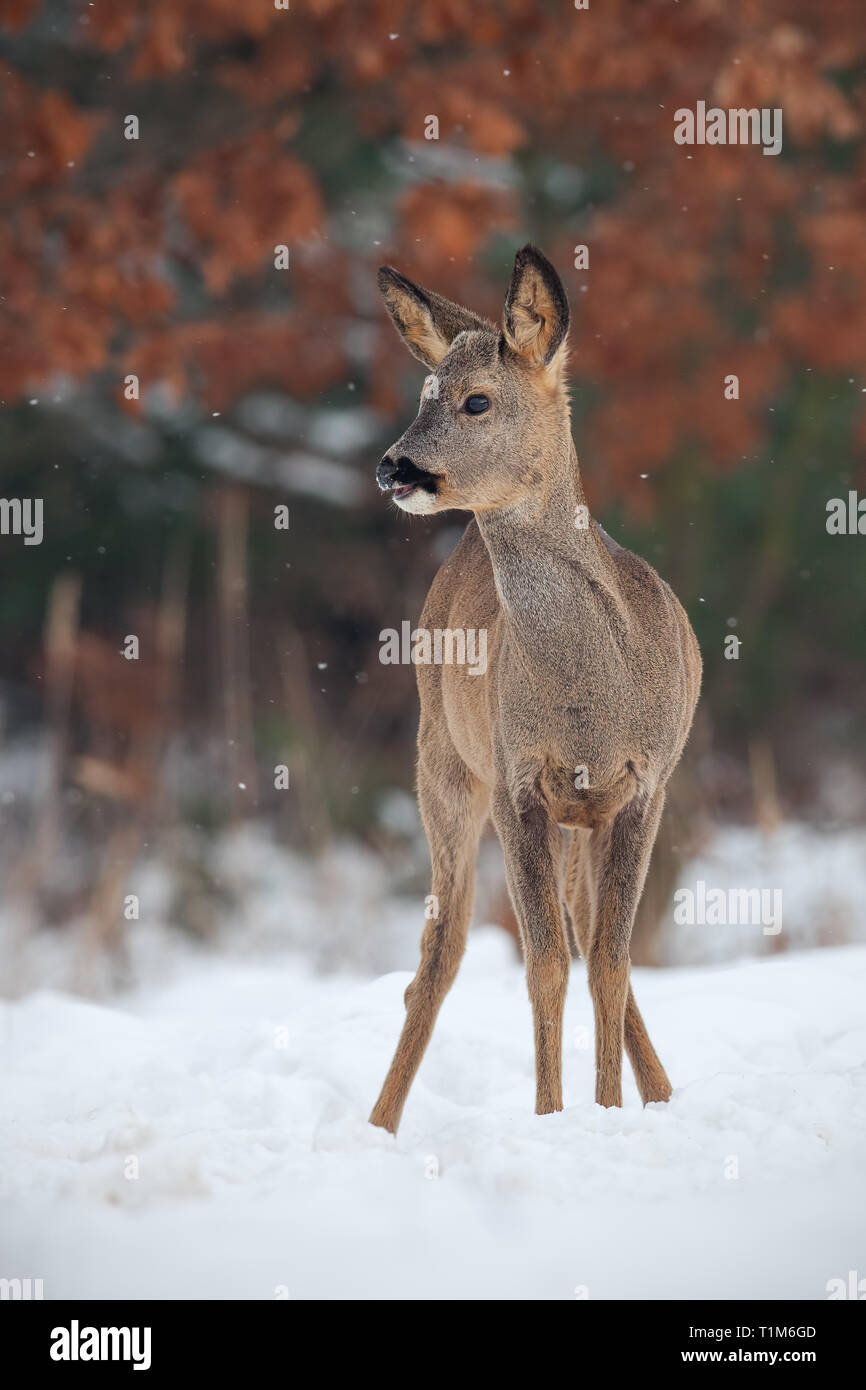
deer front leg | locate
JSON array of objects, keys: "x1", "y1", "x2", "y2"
[
  {"x1": 588, "y1": 788, "x2": 667, "y2": 1108},
  {"x1": 369, "y1": 755, "x2": 486, "y2": 1136},
  {"x1": 492, "y1": 790, "x2": 569, "y2": 1116}
]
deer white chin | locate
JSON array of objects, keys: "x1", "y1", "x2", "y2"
[{"x1": 393, "y1": 485, "x2": 436, "y2": 514}]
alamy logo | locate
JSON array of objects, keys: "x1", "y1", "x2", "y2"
[
  {"x1": 674, "y1": 101, "x2": 783, "y2": 157},
  {"x1": 0, "y1": 1276, "x2": 43, "y2": 1299},
  {"x1": 674, "y1": 880, "x2": 783, "y2": 935},
  {"x1": 0, "y1": 497, "x2": 43, "y2": 545},
  {"x1": 826, "y1": 1270, "x2": 866, "y2": 1299},
  {"x1": 379, "y1": 621, "x2": 488, "y2": 676},
  {"x1": 826, "y1": 491, "x2": 866, "y2": 535},
  {"x1": 50, "y1": 1321, "x2": 152, "y2": 1371}
]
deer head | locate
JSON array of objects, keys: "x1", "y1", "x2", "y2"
[{"x1": 376, "y1": 245, "x2": 571, "y2": 515}]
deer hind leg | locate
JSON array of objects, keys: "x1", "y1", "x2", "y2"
[
  {"x1": 493, "y1": 791, "x2": 569, "y2": 1116},
  {"x1": 564, "y1": 825, "x2": 672, "y2": 1106},
  {"x1": 584, "y1": 789, "x2": 672, "y2": 1108},
  {"x1": 369, "y1": 752, "x2": 487, "y2": 1135}
]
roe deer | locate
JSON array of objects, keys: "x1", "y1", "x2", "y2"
[{"x1": 370, "y1": 245, "x2": 701, "y2": 1135}]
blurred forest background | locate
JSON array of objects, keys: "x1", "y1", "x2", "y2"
[{"x1": 1, "y1": 0, "x2": 865, "y2": 985}]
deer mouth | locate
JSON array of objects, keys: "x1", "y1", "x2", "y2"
[{"x1": 391, "y1": 477, "x2": 437, "y2": 513}]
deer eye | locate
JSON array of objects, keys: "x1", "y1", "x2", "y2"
[{"x1": 464, "y1": 393, "x2": 490, "y2": 415}]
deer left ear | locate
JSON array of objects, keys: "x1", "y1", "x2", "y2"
[{"x1": 501, "y1": 244, "x2": 570, "y2": 369}]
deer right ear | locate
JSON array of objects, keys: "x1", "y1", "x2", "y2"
[
  {"x1": 377, "y1": 267, "x2": 489, "y2": 371},
  {"x1": 502, "y1": 244, "x2": 570, "y2": 370}
]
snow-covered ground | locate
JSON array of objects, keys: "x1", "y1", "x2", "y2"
[{"x1": 1, "y1": 930, "x2": 864, "y2": 1300}]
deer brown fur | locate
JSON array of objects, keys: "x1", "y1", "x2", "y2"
[{"x1": 369, "y1": 245, "x2": 701, "y2": 1135}]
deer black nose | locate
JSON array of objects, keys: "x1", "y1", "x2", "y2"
[
  {"x1": 377, "y1": 454, "x2": 435, "y2": 496},
  {"x1": 377, "y1": 455, "x2": 415, "y2": 491},
  {"x1": 376, "y1": 456, "x2": 397, "y2": 490}
]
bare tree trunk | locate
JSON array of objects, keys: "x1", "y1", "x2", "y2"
[
  {"x1": 77, "y1": 540, "x2": 192, "y2": 988},
  {"x1": 18, "y1": 571, "x2": 82, "y2": 911},
  {"x1": 277, "y1": 622, "x2": 332, "y2": 856},
  {"x1": 216, "y1": 485, "x2": 257, "y2": 819}
]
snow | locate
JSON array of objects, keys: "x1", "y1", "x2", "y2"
[{"x1": 2, "y1": 929, "x2": 864, "y2": 1300}]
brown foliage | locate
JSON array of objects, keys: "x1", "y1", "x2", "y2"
[{"x1": 2, "y1": 1, "x2": 865, "y2": 504}]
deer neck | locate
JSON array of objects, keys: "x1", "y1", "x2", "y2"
[{"x1": 474, "y1": 438, "x2": 622, "y2": 670}]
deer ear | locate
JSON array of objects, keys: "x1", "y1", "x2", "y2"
[
  {"x1": 378, "y1": 266, "x2": 489, "y2": 370},
  {"x1": 501, "y1": 244, "x2": 570, "y2": 369}
]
